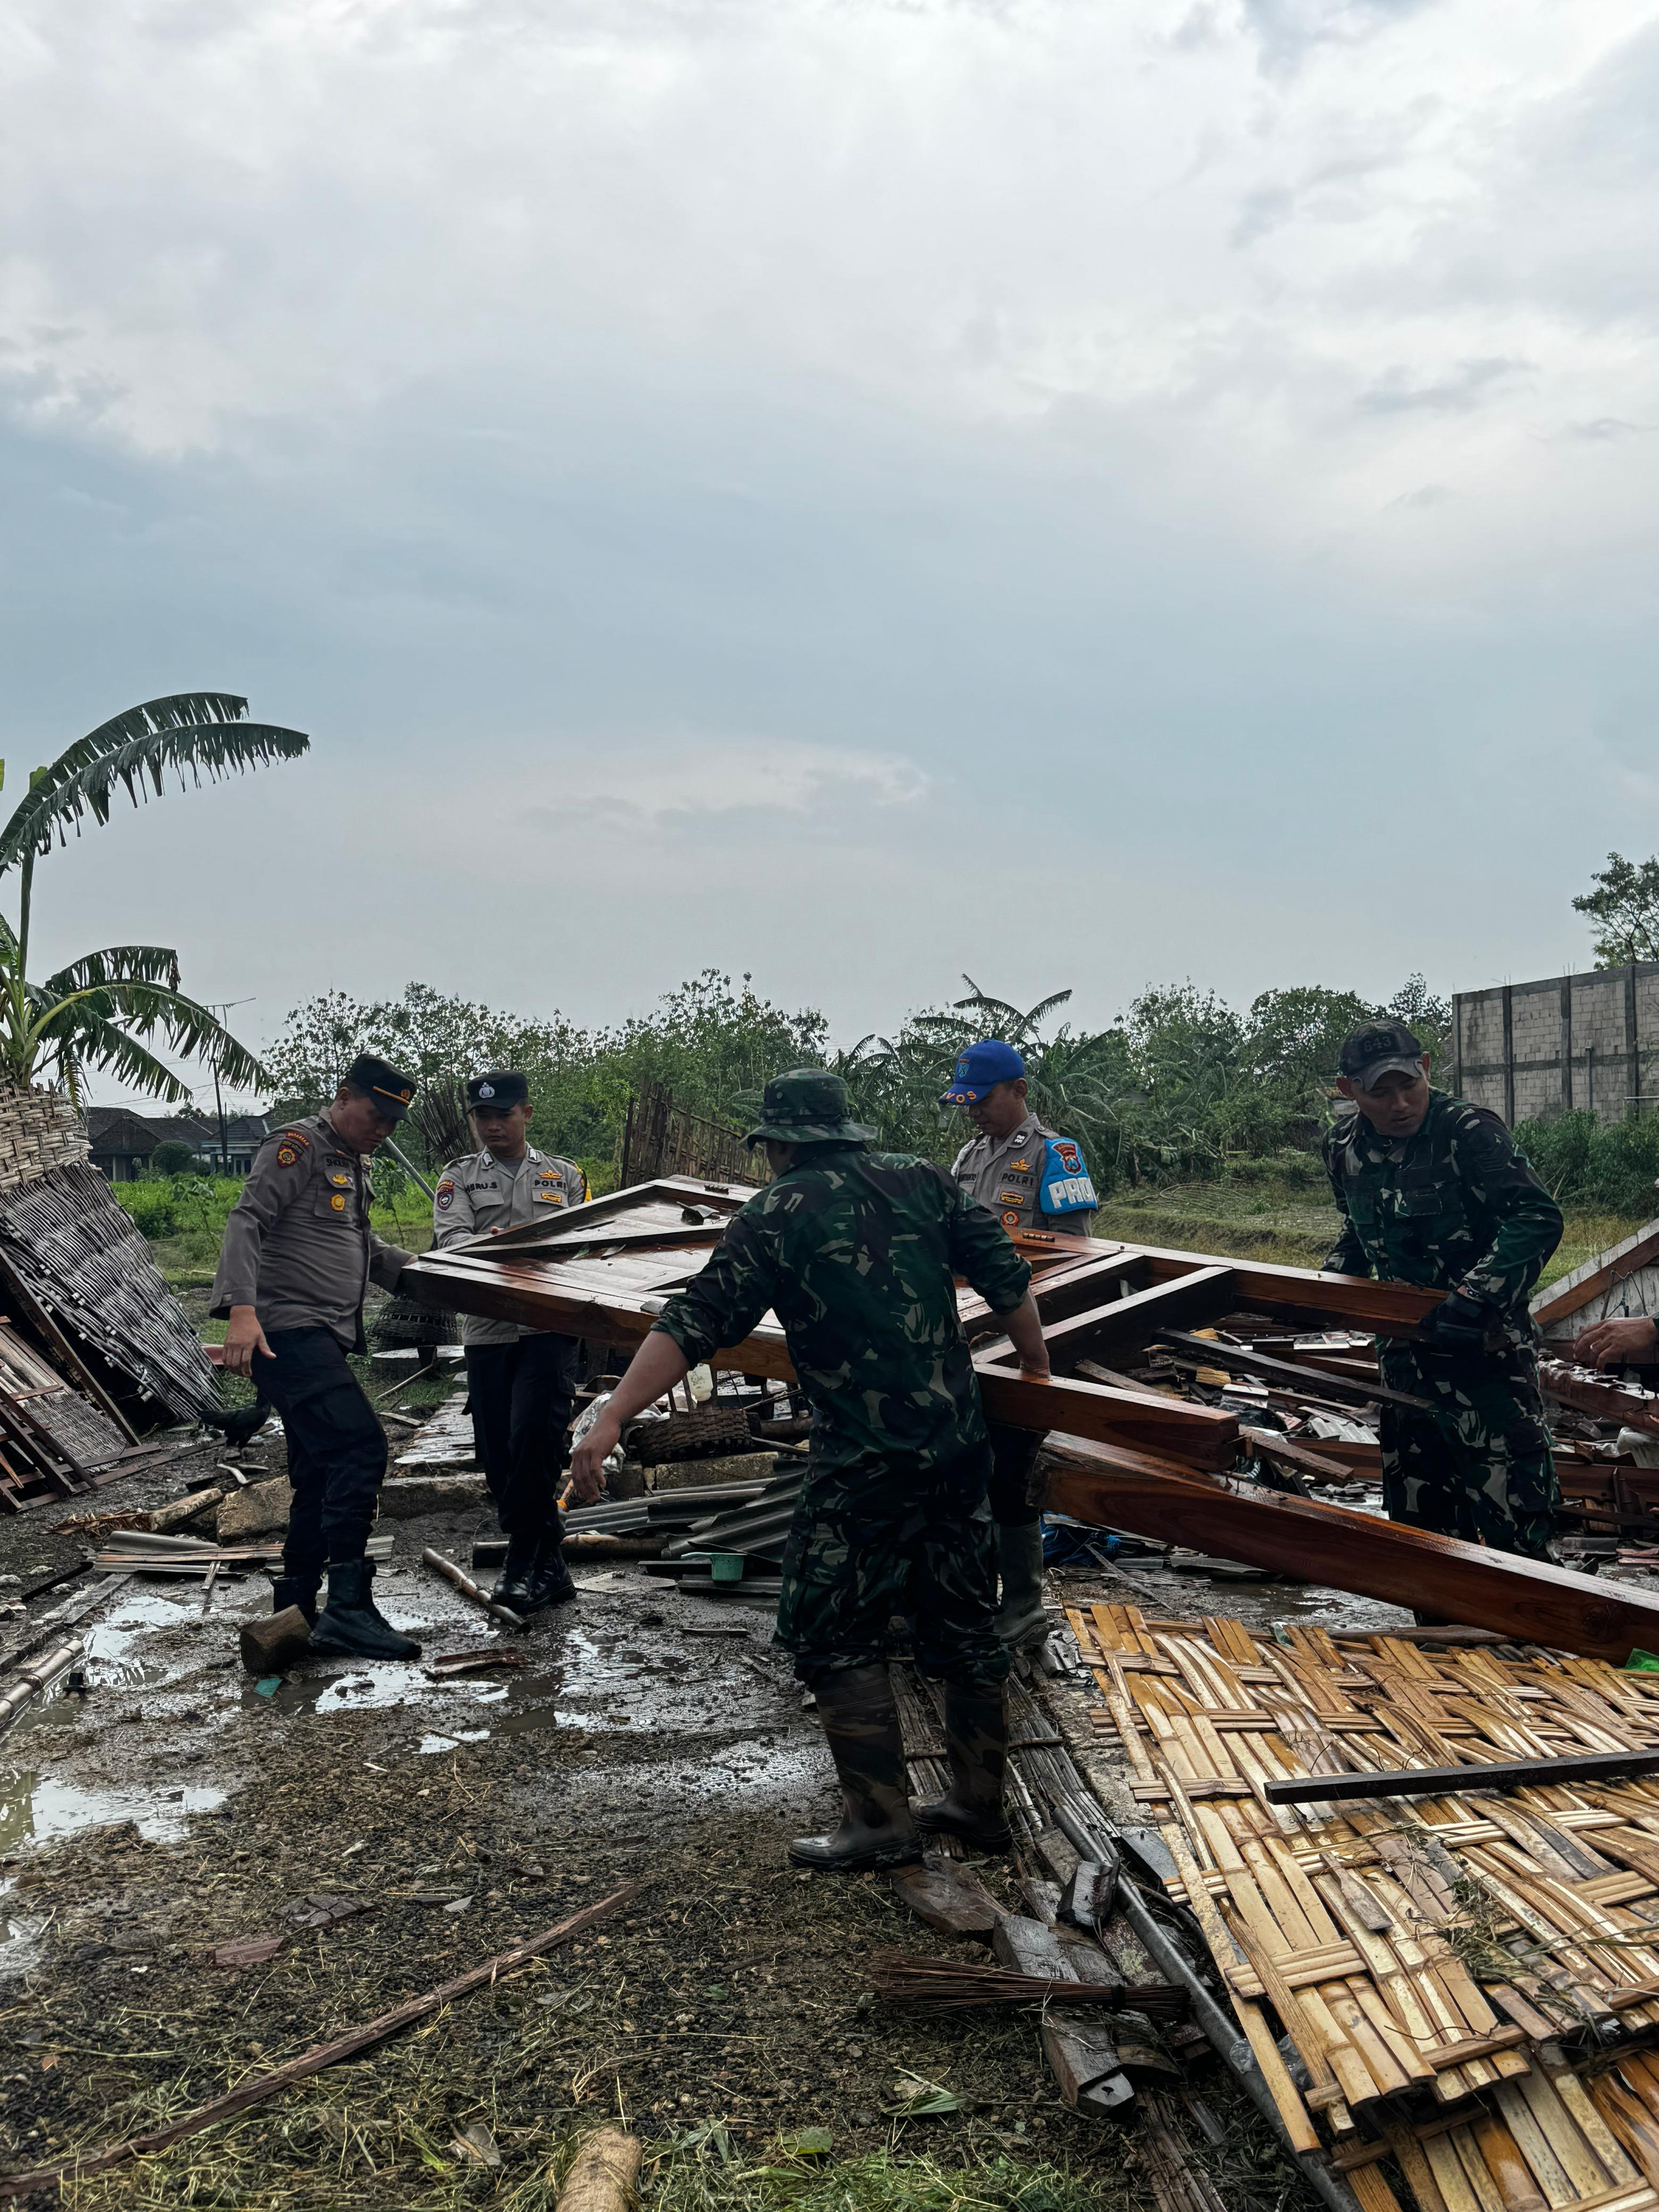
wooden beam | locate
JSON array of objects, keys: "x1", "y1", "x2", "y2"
[
  {"x1": 1240, "y1": 1428, "x2": 1359, "y2": 1486},
  {"x1": 1042, "y1": 1433, "x2": 1659, "y2": 1663},
  {"x1": 1133, "y1": 1250, "x2": 1444, "y2": 1340},
  {"x1": 1036, "y1": 1267, "x2": 1238, "y2": 1370},
  {"x1": 978, "y1": 1370, "x2": 1238, "y2": 1473},
  {"x1": 406, "y1": 1254, "x2": 1242, "y2": 1468},
  {"x1": 1262, "y1": 1747, "x2": 1659, "y2": 1807}
]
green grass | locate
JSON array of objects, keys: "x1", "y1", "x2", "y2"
[
  {"x1": 115, "y1": 1175, "x2": 435, "y2": 1289},
  {"x1": 1095, "y1": 1175, "x2": 1647, "y2": 1291}
]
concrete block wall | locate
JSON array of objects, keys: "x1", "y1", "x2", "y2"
[{"x1": 1453, "y1": 963, "x2": 1659, "y2": 1125}]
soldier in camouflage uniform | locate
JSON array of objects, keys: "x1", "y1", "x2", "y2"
[
  {"x1": 1322, "y1": 1020, "x2": 1564, "y2": 1571},
  {"x1": 568, "y1": 1069, "x2": 1052, "y2": 1872}
]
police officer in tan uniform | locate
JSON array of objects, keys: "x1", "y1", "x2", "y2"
[
  {"x1": 434, "y1": 1072, "x2": 589, "y2": 1613},
  {"x1": 942, "y1": 1041, "x2": 1099, "y2": 1650},
  {"x1": 213, "y1": 1053, "x2": 420, "y2": 1661}
]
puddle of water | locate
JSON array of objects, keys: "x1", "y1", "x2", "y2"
[
  {"x1": 417, "y1": 1730, "x2": 490, "y2": 1753},
  {"x1": 82, "y1": 1589, "x2": 205, "y2": 1689},
  {"x1": 0, "y1": 1763, "x2": 225, "y2": 1853}
]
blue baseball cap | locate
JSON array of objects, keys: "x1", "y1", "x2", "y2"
[{"x1": 940, "y1": 1039, "x2": 1027, "y2": 1104}]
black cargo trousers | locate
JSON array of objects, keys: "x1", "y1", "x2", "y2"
[
  {"x1": 250, "y1": 1327, "x2": 388, "y2": 1579},
  {"x1": 464, "y1": 1333, "x2": 581, "y2": 1542}
]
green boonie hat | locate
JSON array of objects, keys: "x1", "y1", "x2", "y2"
[{"x1": 744, "y1": 1068, "x2": 875, "y2": 1148}]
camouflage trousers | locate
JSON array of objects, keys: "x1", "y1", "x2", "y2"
[
  {"x1": 1376, "y1": 1341, "x2": 1560, "y2": 1563},
  {"x1": 775, "y1": 1443, "x2": 1010, "y2": 1693}
]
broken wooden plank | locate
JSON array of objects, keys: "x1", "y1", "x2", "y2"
[
  {"x1": 1540, "y1": 1361, "x2": 1659, "y2": 1436},
  {"x1": 1156, "y1": 1329, "x2": 1431, "y2": 1413},
  {"x1": 1043, "y1": 1432, "x2": 1659, "y2": 1663},
  {"x1": 1262, "y1": 1748, "x2": 1659, "y2": 1807},
  {"x1": 888, "y1": 1861, "x2": 1004, "y2": 1940},
  {"x1": 1532, "y1": 1219, "x2": 1659, "y2": 1333},
  {"x1": 420, "y1": 1547, "x2": 525, "y2": 1632}
]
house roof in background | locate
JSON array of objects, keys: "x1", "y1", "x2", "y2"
[{"x1": 85, "y1": 1107, "x2": 270, "y2": 1150}]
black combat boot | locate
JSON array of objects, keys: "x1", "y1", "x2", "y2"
[
  {"x1": 912, "y1": 1683, "x2": 1013, "y2": 1852},
  {"x1": 789, "y1": 1664, "x2": 922, "y2": 1873},
  {"x1": 527, "y1": 1533, "x2": 577, "y2": 1611},
  {"x1": 311, "y1": 1559, "x2": 422, "y2": 1661},
  {"x1": 491, "y1": 1534, "x2": 541, "y2": 1614},
  {"x1": 271, "y1": 1572, "x2": 321, "y2": 1627}
]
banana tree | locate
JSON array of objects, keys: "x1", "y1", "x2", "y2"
[{"x1": 0, "y1": 693, "x2": 309, "y2": 1105}]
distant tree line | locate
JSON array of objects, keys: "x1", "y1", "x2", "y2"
[{"x1": 262, "y1": 968, "x2": 1451, "y2": 1201}]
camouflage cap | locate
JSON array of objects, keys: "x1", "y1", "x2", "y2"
[
  {"x1": 744, "y1": 1068, "x2": 876, "y2": 1148},
  {"x1": 1339, "y1": 1019, "x2": 1425, "y2": 1092}
]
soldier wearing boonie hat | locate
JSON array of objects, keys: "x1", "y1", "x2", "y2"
[
  {"x1": 566, "y1": 1067, "x2": 1054, "y2": 1875},
  {"x1": 432, "y1": 1071, "x2": 589, "y2": 1616},
  {"x1": 212, "y1": 1053, "x2": 422, "y2": 1663},
  {"x1": 1323, "y1": 1018, "x2": 1564, "y2": 1587},
  {"x1": 942, "y1": 1039, "x2": 1097, "y2": 1657}
]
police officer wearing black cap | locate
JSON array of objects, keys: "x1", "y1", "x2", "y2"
[
  {"x1": 213, "y1": 1054, "x2": 422, "y2": 1661},
  {"x1": 433, "y1": 1073, "x2": 589, "y2": 1613}
]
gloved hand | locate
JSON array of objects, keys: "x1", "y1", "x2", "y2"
[{"x1": 1418, "y1": 1290, "x2": 1504, "y2": 1354}]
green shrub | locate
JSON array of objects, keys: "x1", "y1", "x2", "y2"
[{"x1": 1514, "y1": 1109, "x2": 1659, "y2": 1216}]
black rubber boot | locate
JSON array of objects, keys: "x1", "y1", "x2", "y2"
[
  {"x1": 789, "y1": 1664, "x2": 922, "y2": 1873},
  {"x1": 311, "y1": 1559, "x2": 422, "y2": 1661},
  {"x1": 491, "y1": 1535, "x2": 541, "y2": 1614},
  {"x1": 272, "y1": 1573, "x2": 321, "y2": 1627},
  {"x1": 913, "y1": 1684, "x2": 1013, "y2": 1851},
  {"x1": 994, "y1": 1522, "x2": 1049, "y2": 1650},
  {"x1": 527, "y1": 1535, "x2": 577, "y2": 1610}
]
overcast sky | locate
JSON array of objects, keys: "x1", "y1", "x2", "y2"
[{"x1": 4, "y1": 0, "x2": 1658, "y2": 1107}]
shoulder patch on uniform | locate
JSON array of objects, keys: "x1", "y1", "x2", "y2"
[
  {"x1": 276, "y1": 1127, "x2": 311, "y2": 1150},
  {"x1": 1040, "y1": 1137, "x2": 1097, "y2": 1215},
  {"x1": 435, "y1": 1178, "x2": 456, "y2": 1211}
]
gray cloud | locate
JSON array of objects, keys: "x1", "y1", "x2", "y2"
[{"x1": 0, "y1": 0, "x2": 1657, "y2": 1093}]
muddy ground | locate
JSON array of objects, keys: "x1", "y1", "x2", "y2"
[{"x1": 0, "y1": 1405, "x2": 1462, "y2": 2211}]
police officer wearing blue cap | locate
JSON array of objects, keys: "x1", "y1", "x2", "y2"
[{"x1": 942, "y1": 1040, "x2": 1099, "y2": 1650}]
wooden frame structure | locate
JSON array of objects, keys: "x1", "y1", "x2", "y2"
[{"x1": 404, "y1": 1176, "x2": 1659, "y2": 1663}]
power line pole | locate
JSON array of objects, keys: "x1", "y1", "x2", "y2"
[{"x1": 207, "y1": 999, "x2": 254, "y2": 1172}]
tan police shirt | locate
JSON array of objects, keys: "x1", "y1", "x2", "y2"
[
  {"x1": 211, "y1": 1113, "x2": 415, "y2": 1350},
  {"x1": 432, "y1": 1145, "x2": 589, "y2": 1346},
  {"x1": 949, "y1": 1111, "x2": 1099, "y2": 1239}
]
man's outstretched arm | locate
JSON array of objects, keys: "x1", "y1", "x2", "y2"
[{"x1": 566, "y1": 1330, "x2": 692, "y2": 1501}]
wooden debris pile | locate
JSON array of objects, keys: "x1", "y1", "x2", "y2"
[
  {"x1": 889, "y1": 1664, "x2": 1209, "y2": 2108},
  {"x1": 0, "y1": 1163, "x2": 217, "y2": 1428},
  {"x1": 1068, "y1": 1596, "x2": 1659, "y2": 2210}
]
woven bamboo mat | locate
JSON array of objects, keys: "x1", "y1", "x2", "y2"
[{"x1": 1068, "y1": 1598, "x2": 1659, "y2": 2211}]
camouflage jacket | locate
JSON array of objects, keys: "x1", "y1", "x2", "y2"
[
  {"x1": 1321, "y1": 1088, "x2": 1562, "y2": 1330},
  {"x1": 652, "y1": 1142, "x2": 1033, "y2": 1477}
]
